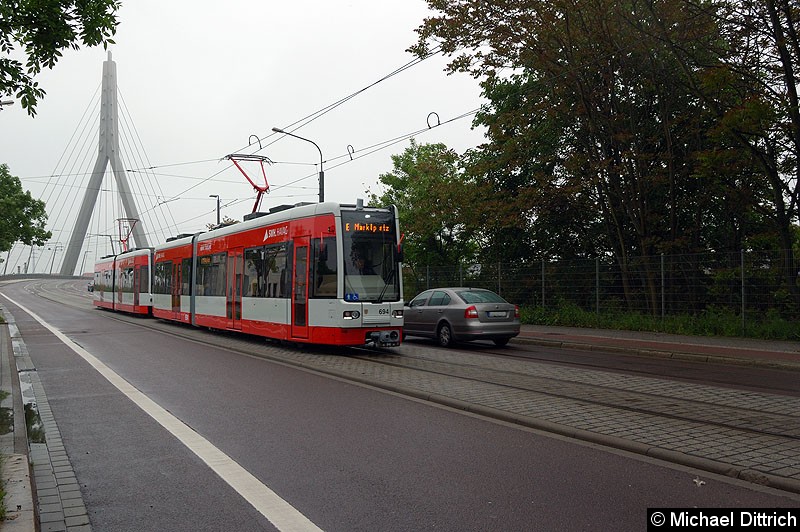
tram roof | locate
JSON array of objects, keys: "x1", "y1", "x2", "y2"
[{"x1": 153, "y1": 201, "x2": 395, "y2": 251}]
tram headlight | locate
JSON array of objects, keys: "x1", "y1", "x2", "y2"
[
  {"x1": 343, "y1": 310, "x2": 360, "y2": 320},
  {"x1": 392, "y1": 309, "x2": 403, "y2": 318}
]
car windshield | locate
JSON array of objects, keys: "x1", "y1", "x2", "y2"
[
  {"x1": 341, "y1": 209, "x2": 400, "y2": 303},
  {"x1": 455, "y1": 289, "x2": 508, "y2": 304}
]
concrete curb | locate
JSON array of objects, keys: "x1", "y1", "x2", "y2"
[
  {"x1": 1, "y1": 454, "x2": 34, "y2": 529},
  {"x1": 0, "y1": 322, "x2": 34, "y2": 531}
]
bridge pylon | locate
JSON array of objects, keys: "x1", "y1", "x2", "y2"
[{"x1": 60, "y1": 52, "x2": 149, "y2": 275}]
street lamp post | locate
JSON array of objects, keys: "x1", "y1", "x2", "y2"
[
  {"x1": 80, "y1": 250, "x2": 92, "y2": 275},
  {"x1": 209, "y1": 194, "x2": 221, "y2": 225},
  {"x1": 48, "y1": 243, "x2": 63, "y2": 275},
  {"x1": 271, "y1": 127, "x2": 324, "y2": 203},
  {"x1": 91, "y1": 234, "x2": 116, "y2": 255}
]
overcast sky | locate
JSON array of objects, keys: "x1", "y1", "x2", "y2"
[{"x1": 1, "y1": 0, "x2": 486, "y2": 273}]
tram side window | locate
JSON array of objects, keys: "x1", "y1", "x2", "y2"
[
  {"x1": 244, "y1": 247, "x2": 266, "y2": 297},
  {"x1": 139, "y1": 265, "x2": 150, "y2": 293},
  {"x1": 120, "y1": 267, "x2": 134, "y2": 293},
  {"x1": 265, "y1": 244, "x2": 288, "y2": 298},
  {"x1": 312, "y1": 237, "x2": 337, "y2": 298},
  {"x1": 95, "y1": 269, "x2": 111, "y2": 291},
  {"x1": 181, "y1": 259, "x2": 191, "y2": 295},
  {"x1": 94, "y1": 270, "x2": 106, "y2": 291},
  {"x1": 154, "y1": 261, "x2": 172, "y2": 294},
  {"x1": 196, "y1": 252, "x2": 227, "y2": 296}
]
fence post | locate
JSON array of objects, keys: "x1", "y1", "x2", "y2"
[
  {"x1": 661, "y1": 253, "x2": 665, "y2": 319},
  {"x1": 541, "y1": 258, "x2": 545, "y2": 309},
  {"x1": 459, "y1": 262, "x2": 463, "y2": 287},
  {"x1": 595, "y1": 257, "x2": 600, "y2": 314},
  {"x1": 741, "y1": 249, "x2": 745, "y2": 334},
  {"x1": 497, "y1": 261, "x2": 501, "y2": 295},
  {"x1": 426, "y1": 264, "x2": 430, "y2": 291}
]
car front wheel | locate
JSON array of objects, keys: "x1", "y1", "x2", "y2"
[{"x1": 437, "y1": 323, "x2": 453, "y2": 347}]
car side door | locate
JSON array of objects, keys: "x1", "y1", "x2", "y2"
[
  {"x1": 423, "y1": 290, "x2": 451, "y2": 336},
  {"x1": 405, "y1": 291, "x2": 431, "y2": 336}
]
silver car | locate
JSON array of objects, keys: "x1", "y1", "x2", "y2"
[{"x1": 403, "y1": 287, "x2": 520, "y2": 347}]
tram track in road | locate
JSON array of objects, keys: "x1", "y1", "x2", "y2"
[
  {"x1": 425, "y1": 338, "x2": 800, "y2": 394},
  {"x1": 350, "y1": 347, "x2": 800, "y2": 441},
  {"x1": 21, "y1": 278, "x2": 93, "y2": 311}
]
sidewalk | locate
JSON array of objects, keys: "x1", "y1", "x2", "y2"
[
  {"x1": 515, "y1": 324, "x2": 800, "y2": 370},
  {"x1": 2, "y1": 303, "x2": 84, "y2": 532}
]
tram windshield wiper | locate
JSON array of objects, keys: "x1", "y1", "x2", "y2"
[{"x1": 377, "y1": 268, "x2": 395, "y2": 303}]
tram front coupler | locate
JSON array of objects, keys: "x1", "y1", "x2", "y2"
[{"x1": 368, "y1": 329, "x2": 401, "y2": 347}]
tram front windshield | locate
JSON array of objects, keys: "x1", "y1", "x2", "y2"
[{"x1": 341, "y1": 209, "x2": 400, "y2": 303}]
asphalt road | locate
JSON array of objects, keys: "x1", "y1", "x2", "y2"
[{"x1": 1, "y1": 279, "x2": 798, "y2": 531}]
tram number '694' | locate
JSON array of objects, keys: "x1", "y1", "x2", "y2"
[{"x1": 378, "y1": 308, "x2": 390, "y2": 315}]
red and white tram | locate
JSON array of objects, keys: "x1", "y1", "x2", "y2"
[
  {"x1": 147, "y1": 201, "x2": 404, "y2": 347},
  {"x1": 151, "y1": 234, "x2": 194, "y2": 324},
  {"x1": 93, "y1": 255, "x2": 116, "y2": 310},
  {"x1": 92, "y1": 247, "x2": 153, "y2": 315}
]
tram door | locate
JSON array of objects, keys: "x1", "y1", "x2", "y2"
[
  {"x1": 116, "y1": 265, "x2": 123, "y2": 307},
  {"x1": 171, "y1": 263, "x2": 181, "y2": 316},
  {"x1": 133, "y1": 266, "x2": 140, "y2": 307},
  {"x1": 291, "y1": 237, "x2": 309, "y2": 339},
  {"x1": 227, "y1": 248, "x2": 244, "y2": 330}
]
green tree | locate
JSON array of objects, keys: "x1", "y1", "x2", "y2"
[
  {"x1": 0, "y1": 164, "x2": 51, "y2": 252},
  {"x1": 411, "y1": 0, "x2": 775, "y2": 313},
  {"x1": 461, "y1": 73, "x2": 603, "y2": 264},
  {"x1": 671, "y1": 0, "x2": 800, "y2": 297},
  {"x1": 0, "y1": 0, "x2": 120, "y2": 115},
  {"x1": 368, "y1": 139, "x2": 477, "y2": 273}
]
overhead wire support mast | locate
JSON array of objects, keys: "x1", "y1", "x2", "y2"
[{"x1": 271, "y1": 127, "x2": 324, "y2": 203}]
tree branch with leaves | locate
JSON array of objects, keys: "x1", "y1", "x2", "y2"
[
  {"x1": 0, "y1": 164, "x2": 51, "y2": 253},
  {"x1": 0, "y1": 0, "x2": 120, "y2": 115}
]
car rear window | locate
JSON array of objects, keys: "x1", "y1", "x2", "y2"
[
  {"x1": 456, "y1": 290, "x2": 507, "y2": 304},
  {"x1": 429, "y1": 291, "x2": 451, "y2": 306}
]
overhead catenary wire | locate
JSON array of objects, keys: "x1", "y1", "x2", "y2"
[
  {"x1": 161, "y1": 46, "x2": 445, "y2": 202},
  {"x1": 257, "y1": 107, "x2": 481, "y2": 193},
  {"x1": 118, "y1": 89, "x2": 179, "y2": 241},
  {"x1": 244, "y1": 45, "x2": 444, "y2": 152}
]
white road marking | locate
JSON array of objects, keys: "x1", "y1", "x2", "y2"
[{"x1": 2, "y1": 294, "x2": 323, "y2": 532}]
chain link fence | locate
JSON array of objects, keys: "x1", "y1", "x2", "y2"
[{"x1": 403, "y1": 250, "x2": 799, "y2": 326}]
